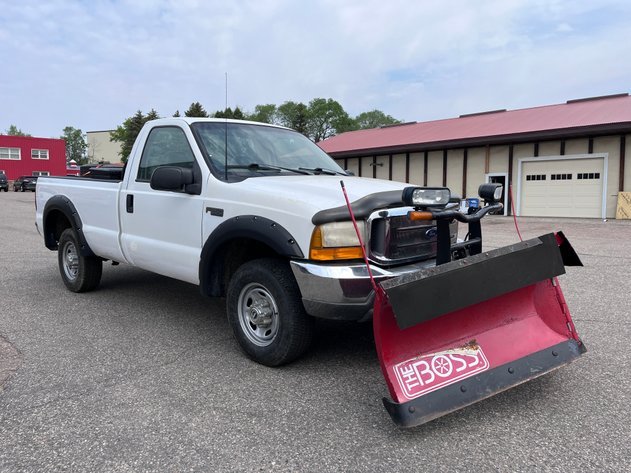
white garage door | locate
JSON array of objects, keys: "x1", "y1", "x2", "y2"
[{"x1": 520, "y1": 158, "x2": 604, "y2": 218}]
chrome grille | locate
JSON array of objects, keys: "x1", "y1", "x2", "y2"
[{"x1": 368, "y1": 208, "x2": 457, "y2": 266}]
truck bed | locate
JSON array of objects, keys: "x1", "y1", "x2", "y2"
[{"x1": 35, "y1": 176, "x2": 127, "y2": 263}]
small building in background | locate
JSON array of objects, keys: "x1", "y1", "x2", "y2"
[
  {"x1": 0, "y1": 135, "x2": 66, "y2": 181},
  {"x1": 86, "y1": 130, "x2": 122, "y2": 164}
]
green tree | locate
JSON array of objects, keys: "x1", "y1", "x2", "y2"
[
  {"x1": 110, "y1": 109, "x2": 160, "y2": 162},
  {"x1": 306, "y1": 98, "x2": 355, "y2": 142},
  {"x1": 173, "y1": 110, "x2": 181, "y2": 117},
  {"x1": 5, "y1": 125, "x2": 30, "y2": 137},
  {"x1": 185, "y1": 102, "x2": 209, "y2": 117},
  {"x1": 276, "y1": 101, "x2": 310, "y2": 135},
  {"x1": 146, "y1": 109, "x2": 160, "y2": 121},
  {"x1": 213, "y1": 107, "x2": 232, "y2": 119},
  {"x1": 247, "y1": 104, "x2": 277, "y2": 124},
  {"x1": 232, "y1": 107, "x2": 245, "y2": 120},
  {"x1": 61, "y1": 126, "x2": 88, "y2": 165},
  {"x1": 213, "y1": 107, "x2": 245, "y2": 119},
  {"x1": 355, "y1": 109, "x2": 401, "y2": 129}
]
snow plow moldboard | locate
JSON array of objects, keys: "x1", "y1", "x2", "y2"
[{"x1": 374, "y1": 233, "x2": 586, "y2": 428}]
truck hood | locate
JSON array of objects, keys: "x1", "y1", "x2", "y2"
[{"x1": 230, "y1": 175, "x2": 409, "y2": 218}]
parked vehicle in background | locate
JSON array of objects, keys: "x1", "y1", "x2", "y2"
[
  {"x1": 13, "y1": 176, "x2": 38, "y2": 192},
  {"x1": 0, "y1": 172, "x2": 8, "y2": 192}
]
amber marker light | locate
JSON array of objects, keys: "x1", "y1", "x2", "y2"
[{"x1": 408, "y1": 211, "x2": 434, "y2": 221}]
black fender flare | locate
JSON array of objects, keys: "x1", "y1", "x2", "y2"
[
  {"x1": 199, "y1": 215, "x2": 304, "y2": 297},
  {"x1": 42, "y1": 195, "x2": 95, "y2": 256}
]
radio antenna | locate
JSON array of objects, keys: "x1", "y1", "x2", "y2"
[{"x1": 224, "y1": 72, "x2": 228, "y2": 181}]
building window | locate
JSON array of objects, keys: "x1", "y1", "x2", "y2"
[
  {"x1": 526, "y1": 174, "x2": 546, "y2": 181},
  {"x1": 31, "y1": 149, "x2": 49, "y2": 160},
  {"x1": 577, "y1": 172, "x2": 600, "y2": 180},
  {"x1": 32, "y1": 171, "x2": 50, "y2": 176},
  {"x1": 551, "y1": 173, "x2": 573, "y2": 180},
  {"x1": 0, "y1": 147, "x2": 21, "y2": 160}
]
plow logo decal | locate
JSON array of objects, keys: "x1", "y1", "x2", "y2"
[{"x1": 394, "y1": 344, "x2": 490, "y2": 400}]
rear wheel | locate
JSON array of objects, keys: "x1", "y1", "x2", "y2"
[
  {"x1": 57, "y1": 228, "x2": 102, "y2": 292},
  {"x1": 227, "y1": 258, "x2": 314, "y2": 366}
]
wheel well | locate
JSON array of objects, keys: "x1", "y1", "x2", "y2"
[
  {"x1": 44, "y1": 210, "x2": 72, "y2": 250},
  {"x1": 204, "y1": 237, "x2": 280, "y2": 297}
]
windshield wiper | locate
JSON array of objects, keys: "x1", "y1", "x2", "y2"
[
  {"x1": 298, "y1": 167, "x2": 347, "y2": 175},
  {"x1": 227, "y1": 163, "x2": 310, "y2": 175}
]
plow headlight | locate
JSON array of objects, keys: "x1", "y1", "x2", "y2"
[
  {"x1": 402, "y1": 187, "x2": 451, "y2": 208},
  {"x1": 478, "y1": 183, "x2": 503, "y2": 202},
  {"x1": 309, "y1": 221, "x2": 366, "y2": 261}
]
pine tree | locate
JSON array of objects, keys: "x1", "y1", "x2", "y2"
[{"x1": 185, "y1": 102, "x2": 209, "y2": 117}]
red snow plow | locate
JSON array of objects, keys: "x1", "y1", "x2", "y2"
[{"x1": 342, "y1": 182, "x2": 586, "y2": 428}]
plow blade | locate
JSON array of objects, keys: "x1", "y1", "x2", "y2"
[{"x1": 375, "y1": 233, "x2": 586, "y2": 428}]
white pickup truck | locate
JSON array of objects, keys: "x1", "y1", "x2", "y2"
[{"x1": 36, "y1": 118, "x2": 458, "y2": 366}]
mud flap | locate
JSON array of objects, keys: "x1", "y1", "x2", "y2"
[{"x1": 374, "y1": 233, "x2": 586, "y2": 428}]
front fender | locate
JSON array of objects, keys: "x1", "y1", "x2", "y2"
[{"x1": 199, "y1": 215, "x2": 304, "y2": 297}]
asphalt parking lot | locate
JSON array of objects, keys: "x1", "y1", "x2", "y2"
[{"x1": 1, "y1": 191, "x2": 630, "y2": 472}]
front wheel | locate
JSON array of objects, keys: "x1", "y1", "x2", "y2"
[
  {"x1": 227, "y1": 258, "x2": 314, "y2": 366},
  {"x1": 57, "y1": 228, "x2": 102, "y2": 292}
]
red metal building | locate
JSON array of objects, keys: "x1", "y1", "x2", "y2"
[{"x1": 0, "y1": 135, "x2": 66, "y2": 181}]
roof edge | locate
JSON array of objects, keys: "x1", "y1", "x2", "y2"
[{"x1": 325, "y1": 122, "x2": 631, "y2": 158}]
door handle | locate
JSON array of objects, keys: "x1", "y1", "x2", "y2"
[{"x1": 126, "y1": 194, "x2": 134, "y2": 213}]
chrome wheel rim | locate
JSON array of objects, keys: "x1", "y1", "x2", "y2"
[
  {"x1": 62, "y1": 240, "x2": 79, "y2": 281},
  {"x1": 237, "y1": 283, "x2": 280, "y2": 347}
]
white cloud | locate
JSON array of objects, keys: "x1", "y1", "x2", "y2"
[
  {"x1": 0, "y1": 0, "x2": 630, "y2": 137},
  {"x1": 556, "y1": 22, "x2": 574, "y2": 32}
]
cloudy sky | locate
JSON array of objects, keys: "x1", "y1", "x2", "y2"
[{"x1": 1, "y1": 0, "x2": 630, "y2": 138}]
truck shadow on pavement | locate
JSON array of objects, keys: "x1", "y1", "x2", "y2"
[{"x1": 96, "y1": 263, "x2": 378, "y2": 364}]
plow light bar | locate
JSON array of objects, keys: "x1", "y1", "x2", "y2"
[
  {"x1": 402, "y1": 187, "x2": 451, "y2": 208},
  {"x1": 478, "y1": 183, "x2": 503, "y2": 202}
]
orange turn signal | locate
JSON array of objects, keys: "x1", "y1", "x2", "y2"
[
  {"x1": 408, "y1": 211, "x2": 434, "y2": 221},
  {"x1": 309, "y1": 247, "x2": 365, "y2": 261}
]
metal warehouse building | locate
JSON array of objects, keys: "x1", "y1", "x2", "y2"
[{"x1": 319, "y1": 93, "x2": 631, "y2": 219}]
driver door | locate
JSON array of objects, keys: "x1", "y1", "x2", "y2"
[{"x1": 119, "y1": 125, "x2": 204, "y2": 284}]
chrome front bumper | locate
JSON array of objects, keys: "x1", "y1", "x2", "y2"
[{"x1": 290, "y1": 259, "x2": 435, "y2": 321}]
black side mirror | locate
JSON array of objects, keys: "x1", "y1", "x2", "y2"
[{"x1": 150, "y1": 166, "x2": 194, "y2": 192}]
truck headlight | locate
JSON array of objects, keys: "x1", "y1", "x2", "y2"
[
  {"x1": 402, "y1": 187, "x2": 451, "y2": 208},
  {"x1": 309, "y1": 221, "x2": 366, "y2": 261}
]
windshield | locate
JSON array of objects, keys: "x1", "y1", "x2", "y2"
[{"x1": 191, "y1": 122, "x2": 346, "y2": 180}]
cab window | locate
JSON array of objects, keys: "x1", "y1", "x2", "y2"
[{"x1": 137, "y1": 127, "x2": 195, "y2": 182}]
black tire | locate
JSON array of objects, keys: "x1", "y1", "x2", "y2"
[
  {"x1": 20, "y1": 185, "x2": 25, "y2": 192},
  {"x1": 57, "y1": 228, "x2": 102, "y2": 292},
  {"x1": 226, "y1": 258, "x2": 314, "y2": 366}
]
